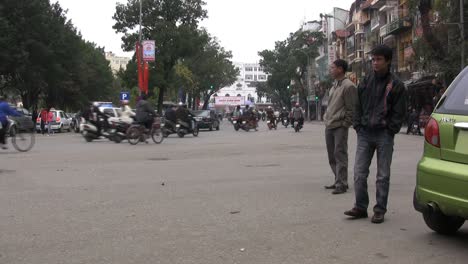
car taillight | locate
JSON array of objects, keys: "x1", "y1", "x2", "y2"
[
  {"x1": 36, "y1": 117, "x2": 40, "y2": 122},
  {"x1": 424, "y1": 118, "x2": 440, "y2": 148},
  {"x1": 56, "y1": 117, "x2": 61, "y2": 122}
]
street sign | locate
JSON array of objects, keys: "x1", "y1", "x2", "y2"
[
  {"x1": 142, "y1": 40, "x2": 155, "y2": 62},
  {"x1": 120, "y1": 92, "x2": 130, "y2": 102}
]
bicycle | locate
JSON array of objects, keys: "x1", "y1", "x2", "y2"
[
  {"x1": 4, "y1": 119, "x2": 35, "y2": 152},
  {"x1": 126, "y1": 117, "x2": 164, "y2": 145}
]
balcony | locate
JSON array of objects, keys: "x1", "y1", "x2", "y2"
[
  {"x1": 371, "y1": 17, "x2": 380, "y2": 31},
  {"x1": 371, "y1": 0, "x2": 386, "y2": 9},
  {"x1": 380, "y1": 24, "x2": 389, "y2": 37},
  {"x1": 387, "y1": 17, "x2": 412, "y2": 35},
  {"x1": 380, "y1": 1, "x2": 398, "y2": 12}
]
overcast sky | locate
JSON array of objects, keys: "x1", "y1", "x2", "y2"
[{"x1": 55, "y1": 0, "x2": 354, "y2": 62}]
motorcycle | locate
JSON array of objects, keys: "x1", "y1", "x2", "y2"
[
  {"x1": 175, "y1": 118, "x2": 199, "y2": 138},
  {"x1": 80, "y1": 117, "x2": 126, "y2": 143},
  {"x1": 281, "y1": 117, "x2": 290, "y2": 128},
  {"x1": 267, "y1": 118, "x2": 277, "y2": 130},
  {"x1": 294, "y1": 119, "x2": 303, "y2": 132},
  {"x1": 238, "y1": 118, "x2": 258, "y2": 132},
  {"x1": 231, "y1": 116, "x2": 241, "y2": 131},
  {"x1": 162, "y1": 119, "x2": 177, "y2": 137},
  {"x1": 409, "y1": 121, "x2": 422, "y2": 136}
]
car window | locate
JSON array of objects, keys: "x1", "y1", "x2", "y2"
[
  {"x1": 437, "y1": 70, "x2": 468, "y2": 115},
  {"x1": 193, "y1": 111, "x2": 210, "y2": 117},
  {"x1": 103, "y1": 108, "x2": 115, "y2": 117}
]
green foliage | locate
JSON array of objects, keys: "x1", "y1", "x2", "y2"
[
  {"x1": 258, "y1": 30, "x2": 324, "y2": 108},
  {"x1": 0, "y1": 0, "x2": 115, "y2": 110},
  {"x1": 112, "y1": 0, "x2": 208, "y2": 112}
]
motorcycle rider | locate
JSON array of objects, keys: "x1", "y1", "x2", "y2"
[
  {"x1": 136, "y1": 94, "x2": 157, "y2": 131},
  {"x1": 91, "y1": 102, "x2": 110, "y2": 135},
  {"x1": 266, "y1": 106, "x2": 276, "y2": 126},
  {"x1": 175, "y1": 102, "x2": 193, "y2": 129},
  {"x1": 164, "y1": 104, "x2": 177, "y2": 131},
  {"x1": 0, "y1": 96, "x2": 19, "y2": 149},
  {"x1": 242, "y1": 105, "x2": 257, "y2": 129},
  {"x1": 406, "y1": 108, "x2": 421, "y2": 135},
  {"x1": 291, "y1": 103, "x2": 304, "y2": 128},
  {"x1": 280, "y1": 107, "x2": 289, "y2": 124}
]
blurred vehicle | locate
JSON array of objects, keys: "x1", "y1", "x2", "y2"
[
  {"x1": 192, "y1": 110, "x2": 220, "y2": 131},
  {"x1": 414, "y1": 67, "x2": 468, "y2": 235},
  {"x1": 7, "y1": 106, "x2": 33, "y2": 136},
  {"x1": 36, "y1": 110, "x2": 72, "y2": 133}
]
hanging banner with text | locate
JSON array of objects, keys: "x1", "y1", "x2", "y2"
[
  {"x1": 214, "y1": 96, "x2": 245, "y2": 106},
  {"x1": 142, "y1": 40, "x2": 156, "y2": 62}
]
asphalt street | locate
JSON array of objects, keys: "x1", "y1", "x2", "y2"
[{"x1": 1, "y1": 121, "x2": 467, "y2": 264}]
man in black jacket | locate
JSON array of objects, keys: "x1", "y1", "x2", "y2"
[
  {"x1": 136, "y1": 94, "x2": 156, "y2": 130},
  {"x1": 344, "y1": 45, "x2": 407, "y2": 224}
]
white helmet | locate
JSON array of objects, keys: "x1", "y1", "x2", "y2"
[
  {"x1": 178, "y1": 102, "x2": 184, "y2": 106},
  {"x1": 268, "y1": 106, "x2": 272, "y2": 109},
  {"x1": 92, "y1": 102, "x2": 99, "y2": 107}
]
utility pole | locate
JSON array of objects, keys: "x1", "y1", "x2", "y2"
[
  {"x1": 461, "y1": 0, "x2": 465, "y2": 71},
  {"x1": 139, "y1": 0, "x2": 143, "y2": 43}
]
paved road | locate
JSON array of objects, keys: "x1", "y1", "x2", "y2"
[{"x1": 1, "y1": 121, "x2": 467, "y2": 264}]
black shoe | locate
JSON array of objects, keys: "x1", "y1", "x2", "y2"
[
  {"x1": 344, "y1": 208, "x2": 368, "y2": 218},
  {"x1": 332, "y1": 188, "x2": 346, "y2": 195},
  {"x1": 371, "y1": 212, "x2": 385, "y2": 224},
  {"x1": 324, "y1": 184, "x2": 336, "y2": 189}
]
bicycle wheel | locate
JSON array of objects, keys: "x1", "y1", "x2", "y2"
[
  {"x1": 126, "y1": 126, "x2": 141, "y2": 145},
  {"x1": 151, "y1": 128, "x2": 164, "y2": 144},
  {"x1": 11, "y1": 128, "x2": 35, "y2": 152}
]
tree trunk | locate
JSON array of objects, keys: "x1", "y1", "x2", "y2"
[
  {"x1": 157, "y1": 87, "x2": 165, "y2": 114},
  {"x1": 419, "y1": 0, "x2": 446, "y2": 61}
]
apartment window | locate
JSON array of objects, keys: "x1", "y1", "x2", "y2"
[
  {"x1": 254, "y1": 67, "x2": 258, "y2": 71},
  {"x1": 245, "y1": 74, "x2": 253, "y2": 80},
  {"x1": 258, "y1": 75, "x2": 266, "y2": 80},
  {"x1": 245, "y1": 67, "x2": 253, "y2": 71}
]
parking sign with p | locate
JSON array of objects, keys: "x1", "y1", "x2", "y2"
[{"x1": 120, "y1": 92, "x2": 130, "y2": 103}]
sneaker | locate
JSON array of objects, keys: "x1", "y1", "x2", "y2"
[
  {"x1": 324, "y1": 184, "x2": 336, "y2": 189},
  {"x1": 371, "y1": 212, "x2": 385, "y2": 224},
  {"x1": 344, "y1": 207, "x2": 368, "y2": 219}
]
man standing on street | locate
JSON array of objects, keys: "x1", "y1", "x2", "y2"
[
  {"x1": 323, "y1": 59, "x2": 357, "y2": 195},
  {"x1": 344, "y1": 45, "x2": 407, "y2": 224}
]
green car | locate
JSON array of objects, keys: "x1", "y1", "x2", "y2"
[{"x1": 414, "y1": 69, "x2": 468, "y2": 235}]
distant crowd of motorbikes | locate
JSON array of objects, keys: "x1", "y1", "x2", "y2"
[
  {"x1": 228, "y1": 104, "x2": 305, "y2": 133},
  {"x1": 74, "y1": 100, "x2": 307, "y2": 145}
]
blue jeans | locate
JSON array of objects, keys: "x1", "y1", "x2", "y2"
[{"x1": 354, "y1": 128, "x2": 394, "y2": 214}]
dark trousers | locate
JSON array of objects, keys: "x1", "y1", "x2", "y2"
[
  {"x1": 0, "y1": 121, "x2": 6, "y2": 144},
  {"x1": 40, "y1": 120, "x2": 46, "y2": 135},
  {"x1": 325, "y1": 127, "x2": 349, "y2": 189},
  {"x1": 354, "y1": 128, "x2": 394, "y2": 214}
]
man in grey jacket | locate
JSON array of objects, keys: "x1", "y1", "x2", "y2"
[{"x1": 323, "y1": 59, "x2": 358, "y2": 194}]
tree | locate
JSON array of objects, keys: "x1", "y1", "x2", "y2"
[
  {"x1": 0, "y1": 0, "x2": 115, "y2": 110},
  {"x1": 113, "y1": 0, "x2": 208, "y2": 112},
  {"x1": 183, "y1": 34, "x2": 238, "y2": 110},
  {"x1": 409, "y1": 0, "x2": 468, "y2": 83},
  {"x1": 258, "y1": 30, "x2": 324, "y2": 110}
]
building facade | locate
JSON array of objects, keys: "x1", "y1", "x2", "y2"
[
  {"x1": 211, "y1": 62, "x2": 269, "y2": 107},
  {"x1": 105, "y1": 52, "x2": 131, "y2": 74}
]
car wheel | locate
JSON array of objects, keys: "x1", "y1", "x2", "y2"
[
  {"x1": 59, "y1": 125, "x2": 64, "y2": 133},
  {"x1": 423, "y1": 210, "x2": 465, "y2": 235}
]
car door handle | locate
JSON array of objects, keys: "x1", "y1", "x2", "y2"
[{"x1": 454, "y1": 122, "x2": 468, "y2": 130}]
